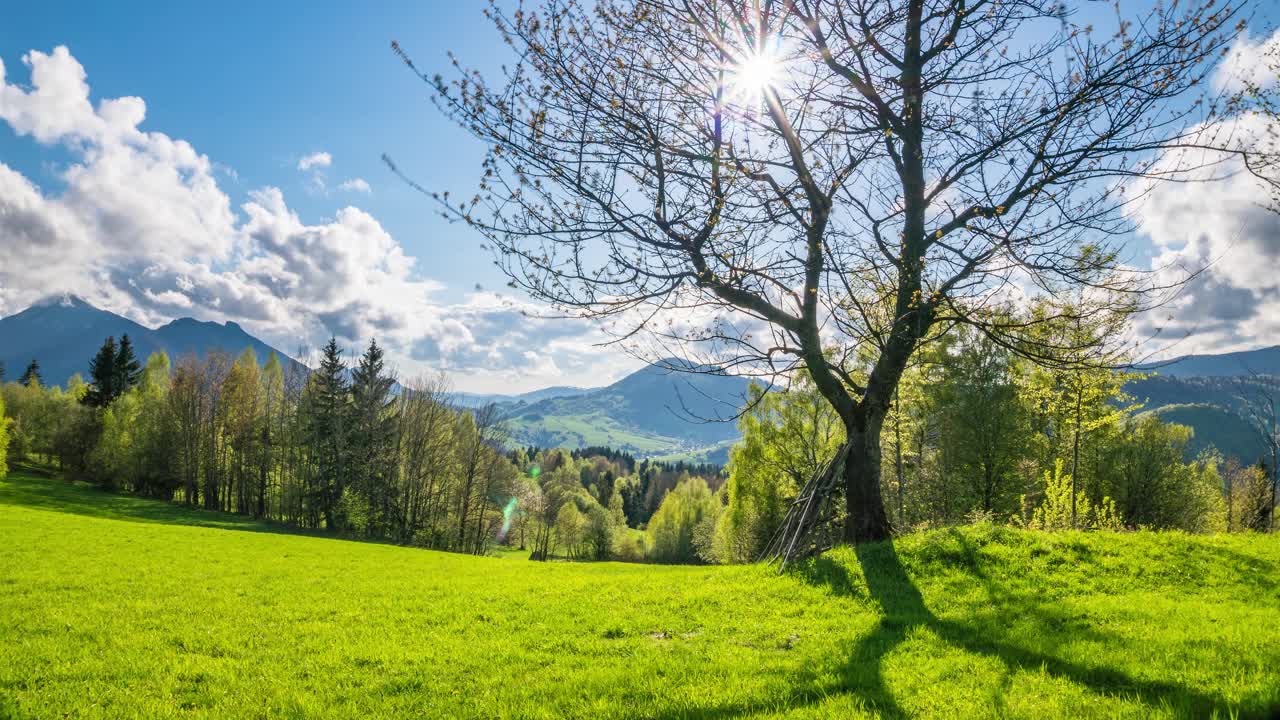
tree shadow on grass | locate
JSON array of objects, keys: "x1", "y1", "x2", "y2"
[
  {"x1": 0, "y1": 468, "x2": 314, "y2": 538},
  {"x1": 655, "y1": 534, "x2": 1272, "y2": 719}
]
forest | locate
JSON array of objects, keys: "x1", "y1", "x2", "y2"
[
  {"x1": 2, "y1": 317, "x2": 1274, "y2": 568},
  {"x1": 0, "y1": 337, "x2": 727, "y2": 562}
]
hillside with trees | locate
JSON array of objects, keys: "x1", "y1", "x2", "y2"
[{"x1": 4, "y1": 316, "x2": 1274, "y2": 568}]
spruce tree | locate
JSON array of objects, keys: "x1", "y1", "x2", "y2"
[
  {"x1": 114, "y1": 334, "x2": 143, "y2": 394},
  {"x1": 350, "y1": 338, "x2": 398, "y2": 536},
  {"x1": 85, "y1": 337, "x2": 118, "y2": 407},
  {"x1": 306, "y1": 338, "x2": 351, "y2": 531},
  {"x1": 18, "y1": 359, "x2": 42, "y2": 388}
]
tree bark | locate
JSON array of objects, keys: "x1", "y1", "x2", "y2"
[
  {"x1": 843, "y1": 416, "x2": 893, "y2": 544},
  {"x1": 894, "y1": 387, "x2": 905, "y2": 524}
]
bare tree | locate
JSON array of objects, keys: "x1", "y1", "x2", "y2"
[
  {"x1": 399, "y1": 0, "x2": 1253, "y2": 544},
  {"x1": 454, "y1": 403, "x2": 509, "y2": 552},
  {"x1": 395, "y1": 373, "x2": 458, "y2": 544}
]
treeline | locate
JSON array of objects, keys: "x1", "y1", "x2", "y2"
[
  {"x1": 0, "y1": 337, "x2": 725, "y2": 562},
  {"x1": 3, "y1": 328, "x2": 1274, "y2": 567},
  {"x1": 2, "y1": 337, "x2": 519, "y2": 552},
  {"x1": 705, "y1": 327, "x2": 1279, "y2": 563}
]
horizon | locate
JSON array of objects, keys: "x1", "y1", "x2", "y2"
[{"x1": 6, "y1": 292, "x2": 1280, "y2": 399}]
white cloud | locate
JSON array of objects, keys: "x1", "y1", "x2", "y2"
[
  {"x1": 0, "y1": 45, "x2": 626, "y2": 393},
  {"x1": 1214, "y1": 30, "x2": 1280, "y2": 93},
  {"x1": 296, "y1": 151, "x2": 331, "y2": 171},
  {"x1": 1133, "y1": 29, "x2": 1280, "y2": 357},
  {"x1": 339, "y1": 177, "x2": 371, "y2": 194}
]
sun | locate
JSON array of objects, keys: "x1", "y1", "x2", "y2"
[
  {"x1": 732, "y1": 50, "x2": 780, "y2": 95},
  {"x1": 726, "y1": 38, "x2": 785, "y2": 106}
]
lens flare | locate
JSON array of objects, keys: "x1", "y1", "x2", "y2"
[{"x1": 497, "y1": 496, "x2": 519, "y2": 542}]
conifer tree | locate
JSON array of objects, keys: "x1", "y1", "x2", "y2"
[
  {"x1": 85, "y1": 337, "x2": 118, "y2": 407},
  {"x1": 349, "y1": 339, "x2": 398, "y2": 536},
  {"x1": 18, "y1": 359, "x2": 42, "y2": 388},
  {"x1": 306, "y1": 338, "x2": 351, "y2": 531},
  {"x1": 114, "y1": 334, "x2": 143, "y2": 394}
]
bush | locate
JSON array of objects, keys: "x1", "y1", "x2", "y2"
[{"x1": 1022, "y1": 459, "x2": 1122, "y2": 531}]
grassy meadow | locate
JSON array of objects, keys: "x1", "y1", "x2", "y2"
[{"x1": 2, "y1": 468, "x2": 1279, "y2": 719}]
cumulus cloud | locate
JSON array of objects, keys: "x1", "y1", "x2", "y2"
[
  {"x1": 1214, "y1": 30, "x2": 1280, "y2": 93},
  {"x1": 296, "y1": 151, "x2": 331, "y2": 171},
  {"x1": 1134, "y1": 29, "x2": 1280, "y2": 356},
  {"x1": 339, "y1": 177, "x2": 371, "y2": 194},
  {"x1": 0, "y1": 46, "x2": 626, "y2": 392}
]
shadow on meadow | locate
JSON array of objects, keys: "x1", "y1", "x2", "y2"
[
  {"x1": 6, "y1": 467, "x2": 1277, "y2": 718},
  {"x1": 657, "y1": 530, "x2": 1276, "y2": 720},
  {"x1": 0, "y1": 467, "x2": 299, "y2": 536}
]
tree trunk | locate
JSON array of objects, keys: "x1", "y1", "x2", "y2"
[
  {"x1": 1270, "y1": 439, "x2": 1277, "y2": 533},
  {"x1": 1071, "y1": 376, "x2": 1082, "y2": 529},
  {"x1": 894, "y1": 386, "x2": 905, "y2": 524},
  {"x1": 843, "y1": 418, "x2": 893, "y2": 544},
  {"x1": 1226, "y1": 469, "x2": 1234, "y2": 532}
]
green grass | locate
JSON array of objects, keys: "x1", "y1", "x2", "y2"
[
  {"x1": 2, "y1": 469, "x2": 1279, "y2": 719},
  {"x1": 506, "y1": 411, "x2": 688, "y2": 454},
  {"x1": 650, "y1": 439, "x2": 736, "y2": 466}
]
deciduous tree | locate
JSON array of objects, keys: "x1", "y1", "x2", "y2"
[{"x1": 406, "y1": 0, "x2": 1251, "y2": 542}]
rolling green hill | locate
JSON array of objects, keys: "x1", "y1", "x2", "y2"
[
  {"x1": 1125, "y1": 374, "x2": 1274, "y2": 463},
  {"x1": 502, "y1": 361, "x2": 752, "y2": 456},
  {"x1": 1139, "y1": 404, "x2": 1268, "y2": 464},
  {"x1": 2, "y1": 469, "x2": 1279, "y2": 718}
]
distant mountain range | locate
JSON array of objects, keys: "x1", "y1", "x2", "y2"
[
  {"x1": 2, "y1": 296, "x2": 1274, "y2": 465},
  {"x1": 454, "y1": 360, "x2": 751, "y2": 463},
  {"x1": 1136, "y1": 345, "x2": 1280, "y2": 378},
  {"x1": 0, "y1": 295, "x2": 301, "y2": 387},
  {"x1": 1126, "y1": 345, "x2": 1280, "y2": 464},
  {"x1": 455, "y1": 385, "x2": 591, "y2": 408},
  {"x1": 0, "y1": 296, "x2": 750, "y2": 462},
  {"x1": 492, "y1": 361, "x2": 752, "y2": 462}
]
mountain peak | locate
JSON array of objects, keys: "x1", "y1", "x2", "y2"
[
  {"x1": 31, "y1": 293, "x2": 90, "y2": 309},
  {"x1": 2, "y1": 298, "x2": 301, "y2": 388}
]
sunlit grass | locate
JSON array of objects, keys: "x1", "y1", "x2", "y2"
[{"x1": 2, "y1": 469, "x2": 1278, "y2": 718}]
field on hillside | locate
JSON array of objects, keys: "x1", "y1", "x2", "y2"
[
  {"x1": 2, "y1": 470, "x2": 1279, "y2": 719},
  {"x1": 506, "y1": 411, "x2": 678, "y2": 454}
]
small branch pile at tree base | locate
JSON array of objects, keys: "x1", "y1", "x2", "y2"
[{"x1": 760, "y1": 443, "x2": 851, "y2": 570}]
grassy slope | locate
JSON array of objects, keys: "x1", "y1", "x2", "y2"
[
  {"x1": 1, "y1": 470, "x2": 1279, "y2": 719},
  {"x1": 505, "y1": 411, "x2": 679, "y2": 454}
]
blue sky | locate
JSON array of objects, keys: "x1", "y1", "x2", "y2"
[
  {"x1": 0, "y1": 2, "x2": 629, "y2": 392},
  {"x1": 0, "y1": 2, "x2": 505, "y2": 301},
  {"x1": 1, "y1": 2, "x2": 1279, "y2": 392}
]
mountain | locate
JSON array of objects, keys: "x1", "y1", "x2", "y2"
[
  {"x1": 1125, "y1": 346, "x2": 1279, "y2": 464},
  {"x1": 1137, "y1": 345, "x2": 1280, "y2": 378},
  {"x1": 0, "y1": 295, "x2": 300, "y2": 387},
  {"x1": 501, "y1": 360, "x2": 754, "y2": 457},
  {"x1": 153, "y1": 317, "x2": 299, "y2": 370},
  {"x1": 1136, "y1": 404, "x2": 1268, "y2": 465},
  {"x1": 454, "y1": 385, "x2": 590, "y2": 408}
]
